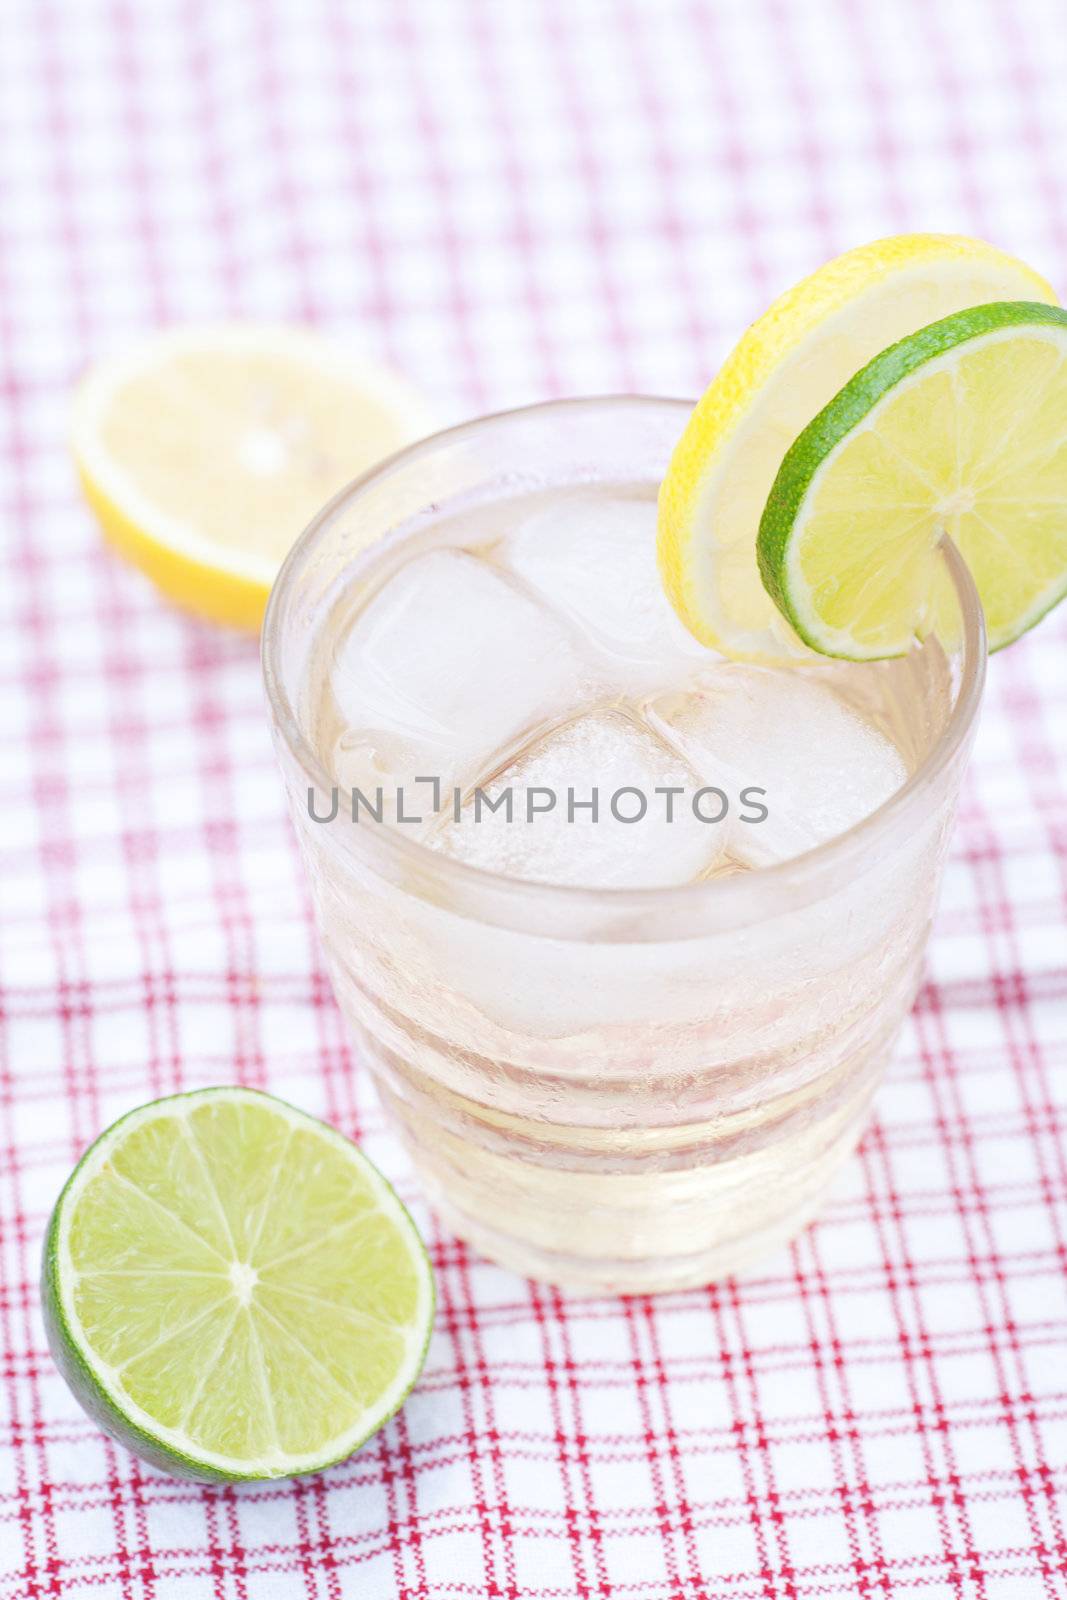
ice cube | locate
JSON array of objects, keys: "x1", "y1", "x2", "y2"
[
  {"x1": 649, "y1": 667, "x2": 907, "y2": 867},
  {"x1": 500, "y1": 490, "x2": 706, "y2": 687},
  {"x1": 329, "y1": 549, "x2": 588, "y2": 794},
  {"x1": 432, "y1": 708, "x2": 726, "y2": 888}
]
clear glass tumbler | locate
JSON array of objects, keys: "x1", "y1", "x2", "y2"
[{"x1": 262, "y1": 398, "x2": 986, "y2": 1294}]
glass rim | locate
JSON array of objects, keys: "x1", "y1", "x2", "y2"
[{"x1": 262, "y1": 394, "x2": 987, "y2": 925}]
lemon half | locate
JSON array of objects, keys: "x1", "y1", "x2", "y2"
[{"x1": 73, "y1": 326, "x2": 434, "y2": 629}]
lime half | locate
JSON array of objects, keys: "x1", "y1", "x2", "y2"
[
  {"x1": 42, "y1": 1087, "x2": 435, "y2": 1482},
  {"x1": 757, "y1": 300, "x2": 1067, "y2": 657}
]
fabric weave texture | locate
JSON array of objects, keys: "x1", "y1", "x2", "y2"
[{"x1": 1, "y1": 1, "x2": 1066, "y2": 1595}]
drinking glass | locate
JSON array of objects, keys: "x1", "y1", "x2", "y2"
[{"x1": 262, "y1": 398, "x2": 985, "y2": 1294}]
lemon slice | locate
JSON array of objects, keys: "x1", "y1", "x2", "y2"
[
  {"x1": 42, "y1": 1087, "x2": 435, "y2": 1482},
  {"x1": 757, "y1": 301, "x2": 1067, "y2": 657},
  {"x1": 658, "y1": 234, "x2": 1056, "y2": 662},
  {"x1": 72, "y1": 327, "x2": 435, "y2": 629}
]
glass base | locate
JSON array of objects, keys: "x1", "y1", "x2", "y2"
[
  {"x1": 424, "y1": 1172, "x2": 848, "y2": 1295},
  {"x1": 358, "y1": 1028, "x2": 881, "y2": 1295}
]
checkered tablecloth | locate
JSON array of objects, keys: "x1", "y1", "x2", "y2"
[{"x1": 2, "y1": 0, "x2": 1066, "y2": 1595}]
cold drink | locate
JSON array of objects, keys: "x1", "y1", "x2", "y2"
[{"x1": 263, "y1": 399, "x2": 984, "y2": 1292}]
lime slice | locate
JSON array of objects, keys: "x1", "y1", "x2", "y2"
[
  {"x1": 42, "y1": 1088, "x2": 435, "y2": 1482},
  {"x1": 657, "y1": 233, "x2": 1056, "y2": 662},
  {"x1": 756, "y1": 300, "x2": 1067, "y2": 658},
  {"x1": 72, "y1": 326, "x2": 434, "y2": 630}
]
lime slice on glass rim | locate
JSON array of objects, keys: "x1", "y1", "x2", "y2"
[
  {"x1": 756, "y1": 300, "x2": 1067, "y2": 658},
  {"x1": 41, "y1": 1087, "x2": 434, "y2": 1482},
  {"x1": 657, "y1": 233, "x2": 1057, "y2": 664}
]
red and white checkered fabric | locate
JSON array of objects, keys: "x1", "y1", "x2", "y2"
[{"x1": 2, "y1": 0, "x2": 1066, "y2": 1594}]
